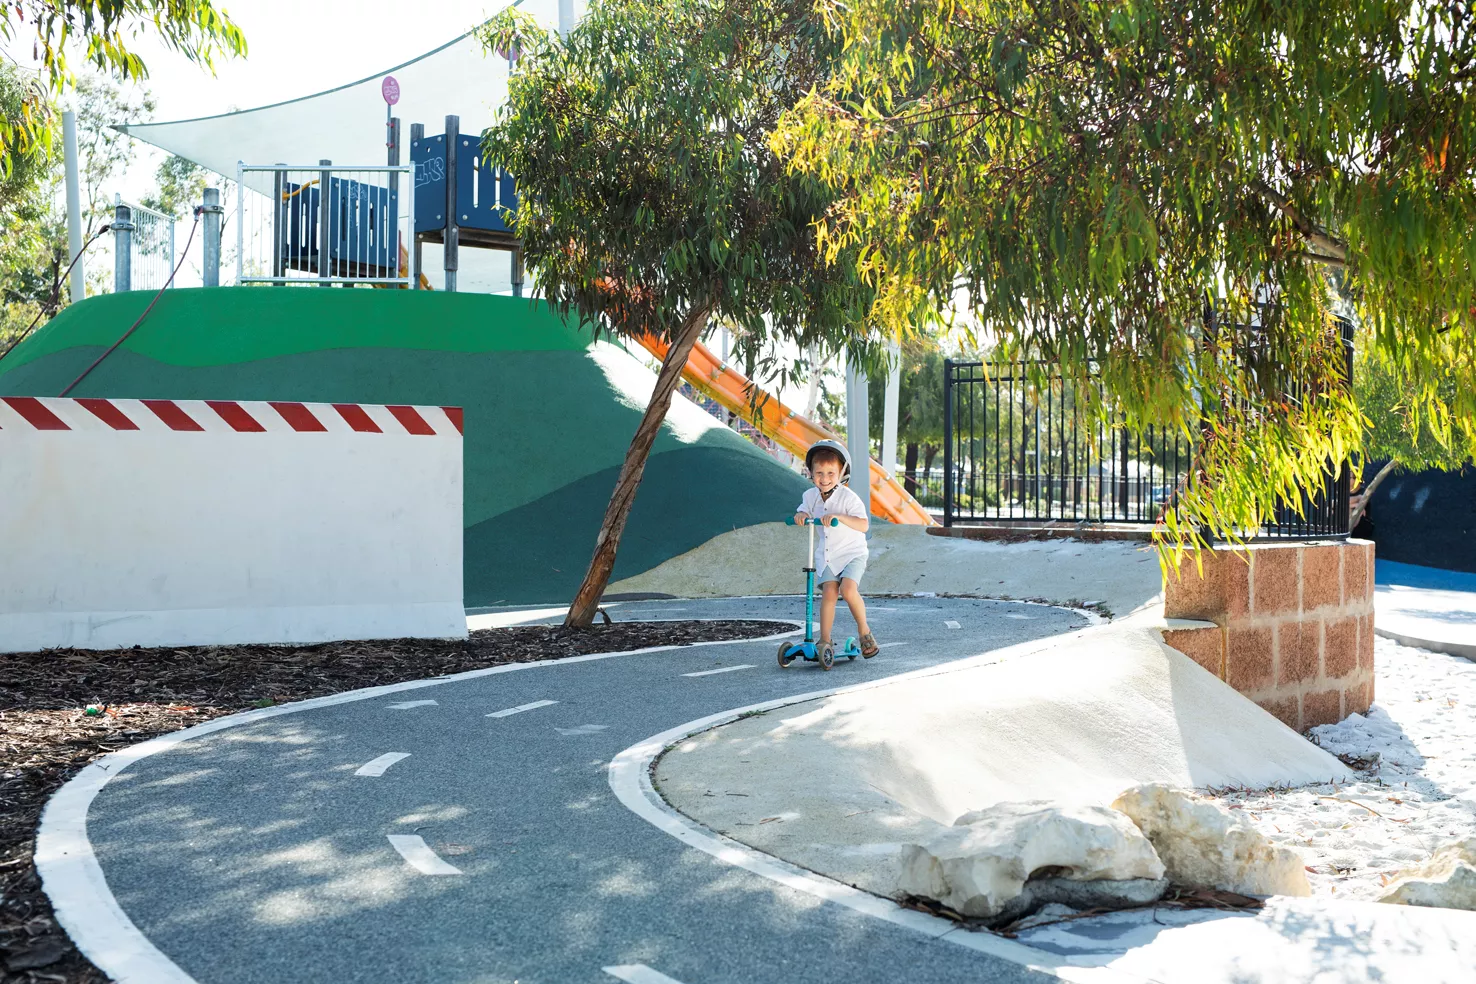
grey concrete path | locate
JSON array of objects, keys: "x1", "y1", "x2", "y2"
[
  {"x1": 1374, "y1": 560, "x2": 1476, "y2": 660},
  {"x1": 69, "y1": 597, "x2": 1089, "y2": 984}
]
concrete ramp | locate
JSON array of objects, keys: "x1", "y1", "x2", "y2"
[{"x1": 656, "y1": 622, "x2": 1351, "y2": 895}]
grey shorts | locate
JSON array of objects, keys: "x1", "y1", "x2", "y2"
[{"x1": 817, "y1": 557, "x2": 867, "y2": 586}]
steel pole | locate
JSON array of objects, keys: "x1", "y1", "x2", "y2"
[
  {"x1": 62, "y1": 111, "x2": 85, "y2": 302},
  {"x1": 444, "y1": 116, "x2": 460, "y2": 293},
  {"x1": 112, "y1": 203, "x2": 134, "y2": 292},
  {"x1": 201, "y1": 188, "x2": 223, "y2": 287},
  {"x1": 845, "y1": 353, "x2": 871, "y2": 519},
  {"x1": 943, "y1": 358, "x2": 954, "y2": 526},
  {"x1": 410, "y1": 123, "x2": 425, "y2": 289},
  {"x1": 318, "y1": 159, "x2": 333, "y2": 284},
  {"x1": 882, "y1": 339, "x2": 900, "y2": 479}
]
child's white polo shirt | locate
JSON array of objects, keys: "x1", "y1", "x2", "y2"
[{"x1": 798, "y1": 484, "x2": 869, "y2": 573}]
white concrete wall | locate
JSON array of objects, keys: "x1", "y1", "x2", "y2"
[{"x1": 0, "y1": 397, "x2": 465, "y2": 652}]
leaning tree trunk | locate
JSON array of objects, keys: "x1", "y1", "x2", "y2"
[
  {"x1": 564, "y1": 305, "x2": 712, "y2": 628},
  {"x1": 1349, "y1": 458, "x2": 1400, "y2": 530}
]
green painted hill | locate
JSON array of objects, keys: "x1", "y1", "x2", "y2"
[{"x1": 0, "y1": 288, "x2": 808, "y2": 605}]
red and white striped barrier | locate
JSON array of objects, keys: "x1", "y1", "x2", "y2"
[
  {"x1": 0, "y1": 395, "x2": 464, "y2": 436},
  {"x1": 0, "y1": 397, "x2": 465, "y2": 653}
]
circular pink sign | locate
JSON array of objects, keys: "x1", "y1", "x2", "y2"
[{"x1": 381, "y1": 75, "x2": 400, "y2": 105}]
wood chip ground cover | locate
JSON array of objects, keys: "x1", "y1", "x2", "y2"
[{"x1": 0, "y1": 619, "x2": 789, "y2": 984}]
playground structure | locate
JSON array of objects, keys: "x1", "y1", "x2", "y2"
[{"x1": 210, "y1": 109, "x2": 932, "y2": 525}]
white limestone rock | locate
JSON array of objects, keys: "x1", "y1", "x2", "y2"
[
  {"x1": 1378, "y1": 839, "x2": 1476, "y2": 910},
  {"x1": 1111, "y1": 783, "x2": 1310, "y2": 897},
  {"x1": 895, "y1": 800, "x2": 1166, "y2": 919}
]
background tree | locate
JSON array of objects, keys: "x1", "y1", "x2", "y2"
[
  {"x1": 0, "y1": 0, "x2": 244, "y2": 175},
  {"x1": 775, "y1": 0, "x2": 1476, "y2": 556},
  {"x1": 0, "y1": 64, "x2": 57, "y2": 351},
  {"x1": 1352, "y1": 333, "x2": 1472, "y2": 528},
  {"x1": 480, "y1": 0, "x2": 879, "y2": 627},
  {"x1": 870, "y1": 337, "x2": 945, "y2": 496}
]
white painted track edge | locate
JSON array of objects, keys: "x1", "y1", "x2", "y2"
[
  {"x1": 606, "y1": 622, "x2": 1165, "y2": 984},
  {"x1": 34, "y1": 620, "x2": 801, "y2": 984}
]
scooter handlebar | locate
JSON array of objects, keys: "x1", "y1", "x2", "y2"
[{"x1": 786, "y1": 516, "x2": 839, "y2": 527}]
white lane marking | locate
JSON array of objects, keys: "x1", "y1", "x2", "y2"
[
  {"x1": 486, "y1": 699, "x2": 559, "y2": 718},
  {"x1": 386, "y1": 699, "x2": 438, "y2": 710},
  {"x1": 556, "y1": 724, "x2": 609, "y2": 736},
  {"x1": 944, "y1": 620, "x2": 961, "y2": 629},
  {"x1": 681, "y1": 664, "x2": 756, "y2": 678},
  {"x1": 1004, "y1": 613, "x2": 1037, "y2": 621},
  {"x1": 386, "y1": 834, "x2": 463, "y2": 876},
  {"x1": 354, "y1": 752, "x2": 411, "y2": 777},
  {"x1": 35, "y1": 619, "x2": 807, "y2": 984},
  {"x1": 603, "y1": 966, "x2": 686, "y2": 984},
  {"x1": 879, "y1": 641, "x2": 910, "y2": 649}
]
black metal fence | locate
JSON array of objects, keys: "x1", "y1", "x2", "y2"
[{"x1": 942, "y1": 320, "x2": 1355, "y2": 540}]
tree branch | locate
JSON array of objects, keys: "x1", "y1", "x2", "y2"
[{"x1": 1251, "y1": 179, "x2": 1347, "y2": 264}]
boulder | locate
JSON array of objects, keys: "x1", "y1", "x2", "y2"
[
  {"x1": 896, "y1": 800, "x2": 1166, "y2": 919},
  {"x1": 1378, "y1": 839, "x2": 1476, "y2": 910},
  {"x1": 1111, "y1": 783, "x2": 1310, "y2": 897}
]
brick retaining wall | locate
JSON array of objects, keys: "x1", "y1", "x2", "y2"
[{"x1": 1161, "y1": 540, "x2": 1375, "y2": 731}]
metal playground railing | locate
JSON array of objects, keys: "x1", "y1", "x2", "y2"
[{"x1": 234, "y1": 162, "x2": 416, "y2": 287}]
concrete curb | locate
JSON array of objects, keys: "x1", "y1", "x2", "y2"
[{"x1": 1373, "y1": 625, "x2": 1476, "y2": 662}]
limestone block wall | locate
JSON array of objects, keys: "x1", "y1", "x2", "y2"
[{"x1": 1161, "y1": 540, "x2": 1375, "y2": 731}]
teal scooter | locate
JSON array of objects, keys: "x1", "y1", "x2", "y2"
[{"x1": 777, "y1": 516, "x2": 863, "y2": 670}]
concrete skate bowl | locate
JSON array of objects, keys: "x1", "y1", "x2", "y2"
[{"x1": 0, "y1": 288, "x2": 807, "y2": 605}]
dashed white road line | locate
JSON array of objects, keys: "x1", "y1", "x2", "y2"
[
  {"x1": 603, "y1": 965, "x2": 687, "y2": 984},
  {"x1": 879, "y1": 642, "x2": 911, "y2": 649},
  {"x1": 944, "y1": 620, "x2": 961, "y2": 629},
  {"x1": 681, "y1": 664, "x2": 755, "y2": 678},
  {"x1": 556, "y1": 724, "x2": 609, "y2": 736},
  {"x1": 486, "y1": 699, "x2": 559, "y2": 718},
  {"x1": 354, "y1": 752, "x2": 410, "y2": 777},
  {"x1": 386, "y1": 834, "x2": 463, "y2": 875},
  {"x1": 386, "y1": 699, "x2": 438, "y2": 710}
]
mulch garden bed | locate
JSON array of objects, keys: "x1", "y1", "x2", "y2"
[{"x1": 0, "y1": 619, "x2": 790, "y2": 984}]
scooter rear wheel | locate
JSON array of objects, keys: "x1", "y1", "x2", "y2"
[
  {"x1": 845, "y1": 636, "x2": 858, "y2": 660},
  {"x1": 777, "y1": 642, "x2": 797, "y2": 668},
  {"x1": 818, "y1": 646, "x2": 835, "y2": 670}
]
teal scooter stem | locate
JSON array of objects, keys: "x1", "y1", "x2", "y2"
[{"x1": 778, "y1": 516, "x2": 862, "y2": 670}]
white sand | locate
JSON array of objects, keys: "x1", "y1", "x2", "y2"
[{"x1": 1209, "y1": 636, "x2": 1476, "y2": 899}]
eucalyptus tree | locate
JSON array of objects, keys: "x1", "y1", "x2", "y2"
[
  {"x1": 775, "y1": 0, "x2": 1476, "y2": 553},
  {"x1": 479, "y1": 0, "x2": 879, "y2": 627},
  {"x1": 1, "y1": 1, "x2": 246, "y2": 176}
]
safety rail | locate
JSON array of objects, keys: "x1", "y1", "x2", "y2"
[{"x1": 234, "y1": 162, "x2": 416, "y2": 287}]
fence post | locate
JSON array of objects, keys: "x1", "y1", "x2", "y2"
[
  {"x1": 318, "y1": 159, "x2": 333, "y2": 284},
  {"x1": 200, "y1": 188, "x2": 224, "y2": 287},
  {"x1": 444, "y1": 115, "x2": 460, "y2": 293},
  {"x1": 943, "y1": 358, "x2": 954, "y2": 527},
  {"x1": 271, "y1": 166, "x2": 285, "y2": 280},
  {"x1": 410, "y1": 123, "x2": 425, "y2": 289},
  {"x1": 112, "y1": 202, "x2": 134, "y2": 292}
]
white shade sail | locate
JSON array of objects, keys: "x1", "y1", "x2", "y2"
[{"x1": 116, "y1": 0, "x2": 560, "y2": 195}]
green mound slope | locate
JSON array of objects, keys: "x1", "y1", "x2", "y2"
[{"x1": 0, "y1": 288, "x2": 808, "y2": 605}]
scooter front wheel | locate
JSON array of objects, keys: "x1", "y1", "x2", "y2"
[
  {"x1": 777, "y1": 642, "x2": 798, "y2": 668},
  {"x1": 818, "y1": 646, "x2": 835, "y2": 670}
]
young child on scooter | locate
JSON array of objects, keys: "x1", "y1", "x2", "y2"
[{"x1": 793, "y1": 440, "x2": 880, "y2": 659}]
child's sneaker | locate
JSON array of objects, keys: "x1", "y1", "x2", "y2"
[{"x1": 860, "y1": 632, "x2": 880, "y2": 658}]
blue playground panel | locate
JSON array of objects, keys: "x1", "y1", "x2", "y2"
[
  {"x1": 411, "y1": 133, "x2": 518, "y2": 237},
  {"x1": 278, "y1": 178, "x2": 399, "y2": 276}
]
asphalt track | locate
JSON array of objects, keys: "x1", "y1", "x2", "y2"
[{"x1": 58, "y1": 597, "x2": 1093, "y2": 984}]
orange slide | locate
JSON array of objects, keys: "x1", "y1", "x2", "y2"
[{"x1": 637, "y1": 334, "x2": 936, "y2": 525}]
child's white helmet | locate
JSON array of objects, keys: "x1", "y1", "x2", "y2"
[{"x1": 804, "y1": 439, "x2": 853, "y2": 483}]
